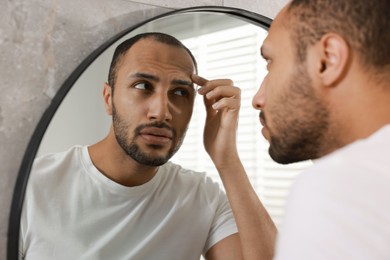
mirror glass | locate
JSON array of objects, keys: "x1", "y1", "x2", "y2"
[{"x1": 13, "y1": 8, "x2": 312, "y2": 259}]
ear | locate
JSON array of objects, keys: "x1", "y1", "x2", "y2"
[
  {"x1": 103, "y1": 82, "x2": 113, "y2": 115},
  {"x1": 316, "y1": 33, "x2": 350, "y2": 86}
]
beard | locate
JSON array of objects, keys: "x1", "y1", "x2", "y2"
[
  {"x1": 112, "y1": 102, "x2": 185, "y2": 166},
  {"x1": 266, "y1": 64, "x2": 330, "y2": 164}
]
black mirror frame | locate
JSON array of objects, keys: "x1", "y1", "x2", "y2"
[{"x1": 7, "y1": 6, "x2": 271, "y2": 259}]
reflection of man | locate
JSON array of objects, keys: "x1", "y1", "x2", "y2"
[
  {"x1": 20, "y1": 32, "x2": 264, "y2": 260},
  {"x1": 207, "y1": 0, "x2": 390, "y2": 259}
]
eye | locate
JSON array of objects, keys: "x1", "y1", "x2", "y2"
[
  {"x1": 172, "y1": 88, "x2": 190, "y2": 97},
  {"x1": 133, "y1": 81, "x2": 152, "y2": 90},
  {"x1": 261, "y1": 52, "x2": 271, "y2": 70}
]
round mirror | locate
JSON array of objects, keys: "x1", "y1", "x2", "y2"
[{"x1": 8, "y1": 6, "x2": 310, "y2": 259}]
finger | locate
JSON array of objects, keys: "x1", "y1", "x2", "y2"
[
  {"x1": 192, "y1": 74, "x2": 235, "y2": 94},
  {"x1": 203, "y1": 92, "x2": 218, "y2": 116},
  {"x1": 199, "y1": 79, "x2": 234, "y2": 95},
  {"x1": 212, "y1": 96, "x2": 241, "y2": 111},
  {"x1": 204, "y1": 85, "x2": 240, "y2": 101},
  {"x1": 203, "y1": 85, "x2": 240, "y2": 114},
  {"x1": 204, "y1": 91, "x2": 240, "y2": 118},
  {"x1": 191, "y1": 74, "x2": 208, "y2": 87}
]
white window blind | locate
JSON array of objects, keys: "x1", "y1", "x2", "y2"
[{"x1": 171, "y1": 24, "x2": 312, "y2": 227}]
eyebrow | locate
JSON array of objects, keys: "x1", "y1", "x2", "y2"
[
  {"x1": 172, "y1": 79, "x2": 194, "y2": 89},
  {"x1": 130, "y1": 72, "x2": 194, "y2": 89},
  {"x1": 130, "y1": 72, "x2": 158, "y2": 81}
]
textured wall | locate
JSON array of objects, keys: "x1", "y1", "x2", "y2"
[{"x1": 0, "y1": 0, "x2": 288, "y2": 258}]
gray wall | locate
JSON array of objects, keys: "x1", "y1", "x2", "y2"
[{"x1": 0, "y1": 0, "x2": 288, "y2": 258}]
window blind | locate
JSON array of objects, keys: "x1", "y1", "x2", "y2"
[{"x1": 171, "y1": 24, "x2": 312, "y2": 227}]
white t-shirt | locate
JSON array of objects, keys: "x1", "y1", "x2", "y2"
[
  {"x1": 275, "y1": 125, "x2": 390, "y2": 260},
  {"x1": 20, "y1": 145, "x2": 238, "y2": 260}
]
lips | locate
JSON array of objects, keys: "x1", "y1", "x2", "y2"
[
  {"x1": 259, "y1": 112, "x2": 266, "y2": 127},
  {"x1": 138, "y1": 127, "x2": 174, "y2": 145},
  {"x1": 260, "y1": 117, "x2": 265, "y2": 127},
  {"x1": 140, "y1": 127, "x2": 173, "y2": 139},
  {"x1": 259, "y1": 112, "x2": 269, "y2": 140}
]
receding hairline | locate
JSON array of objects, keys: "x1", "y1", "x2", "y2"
[
  {"x1": 108, "y1": 33, "x2": 198, "y2": 88},
  {"x1": 117, "y1": 37, "x2": 196, "y2": 79},
  {"x1": 123, "y1": 36, "x2": 195, "y2": 61}
]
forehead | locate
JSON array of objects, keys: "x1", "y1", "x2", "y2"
[
  {"x1": 262, "y1": 6, "x2": 292, "y2": 54},
  {"x1": 120, "y1": 38, "x2": 195, "y2": 74}
]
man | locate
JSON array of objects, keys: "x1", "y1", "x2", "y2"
[
  {"x1": 204, "y1": 0, "x2": 390, "y2": 259},
  {"x1": 20, "y1": 32, "x2": 273, "y2": 260}
]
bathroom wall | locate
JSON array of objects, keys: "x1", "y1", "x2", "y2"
[{"x1": 0, "y1": 0, "x2": 288, "y2": 258}]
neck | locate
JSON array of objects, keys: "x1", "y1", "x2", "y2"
[
  {"x1": 329, "y1": 73, "x2": 390, "y2": 150},
  {"x1": 88, "y1": 129, "x2": 159, "y2": 187}
]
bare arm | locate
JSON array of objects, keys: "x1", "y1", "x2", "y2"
[
  {"x1": 192, "y1": 74, "x2": 277, "y2": 260},
  {"x1": 205, "y1": 233, "x2": 243, "y2": 260},
  {"x1": 216, "y1": 155, "x2": 277, "y2": 260}
]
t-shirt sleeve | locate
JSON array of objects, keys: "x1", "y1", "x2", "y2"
[{"x1": 202, "y1": 182, "x2": 238, "y2": 254}]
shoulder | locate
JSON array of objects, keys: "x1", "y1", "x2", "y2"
[
  {"x1": 282, "y1": 125, "x2": 390, "y2": 228},
  {"x1": 34, "y1": 145, "x2": 84, "y2": 166},
  {"x1": 159, "y1": 161, "x2": 226, "y2": 198},
  {"x1": 34, "y1": 144, "x2": 82, "y2": 160},
  {"x1": 275, "y1": 126, "x2": 390, "y2": 259},
  {"x1": 302, "y1": 125, "x2": 390, "y2": 189},
  {"x1": 298, "y1": 124, "x2": 390, "y2": 183},
  {"x1": 160, "y1": 161, "x2": 217, "y2": 184},
  {"x1": 31, "y1": 145, "x2": 85, "y2": 182},
  {"x1": 289, "y1": 125, "x2": 390, "y2": 211}
]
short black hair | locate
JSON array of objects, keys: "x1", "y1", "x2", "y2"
[
  {"x1": 107, "y1": 32, "x2": 198, "y2": 88},
  {"x1": 286, "y1": 0, "x2": 390, "y2": 76}
]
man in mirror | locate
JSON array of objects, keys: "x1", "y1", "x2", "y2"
[
  {"x1": 20, "y1": 32, "x2": 276, "y2": 259},
  {"x1": 200, "y1": 0, "x2": 390, "y2": 259}
]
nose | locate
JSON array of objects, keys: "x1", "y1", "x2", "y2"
[
  {"x1": 147, "y1": 92, "x2": 173, "y2": 122},
  {"x1": 252, "y1": 80, "x2": 266, "y2": 110}
]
